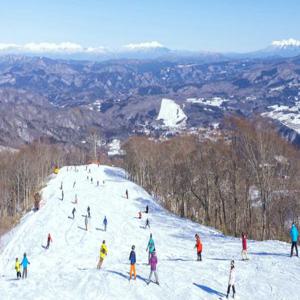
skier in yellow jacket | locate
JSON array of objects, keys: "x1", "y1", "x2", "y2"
[
  {"x1": 97, "y1": 240, "x2": 108, "y2": 269},
  {"x1": 15, "y1": 257, "x2": 21, "y2": 279}
]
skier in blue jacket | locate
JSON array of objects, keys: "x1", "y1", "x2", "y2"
[
  {"x1": 103, "y1": 216, "x2": 108, "y2": 231},
  {"x1": 21, "y1": 253, "x2": 30, "y2": 279},
  {"x1": 129, "y1": 245, "x2": 136, "y2": 280},
  {"x1": 290, "y1": 223, "x2": 299, "y2": 257}
]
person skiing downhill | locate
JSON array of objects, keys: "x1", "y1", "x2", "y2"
[
  {"x1": 72, "y1": 207, "x2": 76, "y2": 219},
  {"x1": 129, "y1": 245, "x2": 136, "y2": 281},
  {"x1": 226, "y1": 260, "x2": 236, "y2": 299},
  {"x1": 290, "y1": 222, "x2": 299, "y2": 257},
  {"x1": 46, "y1": 233, "x2": 52, "y2": 249},
  {"x1": 97, "y1": 240, "x2": 108, "y2": 269},
  {"x1": 194, "y1": 234, "x2": 203, "y2": 261},
  {"x1": 15, "y1": 258, "x2": 21, "y2": 279},
  {"x1": 21, "y1": 253, "x2": 30, "y2": 279},
  {"x1": 145, "y1": 218, "x2": 150, "y2": 229},
  {"x1": 146, "y1": 233, "x2": 155, "y2": 264},
  {"x1": 147, "y1": 251, "x2": 159, "y2": 285},
  {"x1": 103, "y1": 216, "x2": 108, "y2": 231},
  {"x1": 241, "y1": 232, "x2": 248, "y2": 260}
]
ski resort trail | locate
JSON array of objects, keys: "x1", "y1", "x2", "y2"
[{"x1": 0, "y1": 164, "x2": 299, "y2": 300}]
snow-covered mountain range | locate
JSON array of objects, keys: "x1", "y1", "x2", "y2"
[{"x1": 1, "y1": 39, "x2": 300, "y2": 60}]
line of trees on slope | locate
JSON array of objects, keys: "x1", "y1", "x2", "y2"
[
  {"x1": 0, "y1": 141, "x2": 87, "y2": 234},
  {"x1": 123, "y1": 117, "x2": 300, "y2": 241}
]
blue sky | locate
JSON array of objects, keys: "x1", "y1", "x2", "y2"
[{"x1": 1, "y1": 0, "x2": 300, "y2": 52}]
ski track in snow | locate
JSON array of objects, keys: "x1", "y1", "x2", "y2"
[{"x1": 0, "y1": 164, "x2": 300, "y2": 300}]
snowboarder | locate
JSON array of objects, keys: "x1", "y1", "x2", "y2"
[
  {"x1": 72, "y1": 207, "x2": 76, "y2": 219},
  {"x1": 73, "y1": 181, "x2": 76, "y2": 188},
  {"x1": 146, "y1": 233, "x2": 155, "y2": 264},
  {"x1": 138, "y1": 211, "x2": 142, "y2": 219},
  {"x1": 103, "y1": 216, "x2": 108, "y2": 231},
  {"x1": 194, "y1": 234, "x2": 203, "y2": 261},
  {"x1": 145, "y1": 218, "x2": 150, "y2": 229},
  {"x1": 241, "y1": 232, "x2": 248, "y2": 260},
  {"x1": 85, "y1": 215, "x2": 89, "y2": 231},
  {"x1": 21, "y1": 253, "x2": 30, "y2": 279},
  {"x1": 226, "y1": 260, "x2": 236, "y2": 299},
  {"x1": 97, "y1": 240, "x2": 108, "y2": 269},
  {"x1": 125, "y1": 189, "x2": 129, "y2": 199},
  {"x1": 87, "y1": 206, "x2": 91, "y2": 218},
  {"x1": 15, "y1": 258, "x2": 21, "y2": 279},
  {"x1": 290, "y1": 222, "x2": 299, "y2": 257},
  {"x1": 145, "y1": 205, "x2": 149, "y2": 214},
  {"x1": 147, "y1": 251, "x2": 159, "y2": 285},
  {"x1": 46, "y1": 233, "x2": 52, "y2": 249},
  {"x1": 129, "y1": 245, "x2": 136, "y2": 280}
]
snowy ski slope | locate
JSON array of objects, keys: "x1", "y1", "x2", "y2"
[{"x1": 0, "y1": 164, "x2": 299, "y2": 300}]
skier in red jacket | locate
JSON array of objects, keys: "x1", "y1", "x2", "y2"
[
  {"x1": 194, "y1": 234, "x2": 203, "y2": 261},
  {"x1": 46, "y1": 233, "x2": 52, "y2": 249},
  {"x1": 241, "y1": 232, "x2": 248, "y2": 260}
]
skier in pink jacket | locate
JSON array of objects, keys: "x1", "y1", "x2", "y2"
[{"x1": 147, "y1": 251, "x2": 159, "y2": 285}]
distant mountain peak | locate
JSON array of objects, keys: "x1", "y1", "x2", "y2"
[
  {"x1": 123, "y1": 41, "x2": 165, "y2": 50},
  {"x1": 271, "y1": 38, "x2": 300, "y2": 48}
]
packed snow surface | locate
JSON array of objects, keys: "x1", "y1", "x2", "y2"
[
  {"x1": 0, "y1": 164, "x2": 299, "y2": 300},
  {"x1": 157, "y1": 98, "x2": 187, "y2": 128}
]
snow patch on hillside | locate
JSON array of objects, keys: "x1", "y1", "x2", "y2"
[
  {"x1": 186, "y1": 97, "x2": 228, "y2": 107},
  {"x1": 262, "y1": 103, "x2": 300, "y2": 133},
  {"x1": 157, "y1": 98, "x2": 187, "y2": 128}
]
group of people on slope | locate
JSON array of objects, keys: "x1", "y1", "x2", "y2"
[
  {"x1": 97, "y1": 233, "x2": 159, "y2": 285},
  {"x1": 15, "y1": 253, "x2": 30, "y2": 280}
]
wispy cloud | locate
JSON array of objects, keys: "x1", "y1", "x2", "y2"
[{"x1": 0, "y1": 42, "x2": 107, "y2": 53}]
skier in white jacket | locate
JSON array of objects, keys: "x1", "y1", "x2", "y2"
[{"x1": 226, "y1": 260, "x2": 236, "y2": 299}]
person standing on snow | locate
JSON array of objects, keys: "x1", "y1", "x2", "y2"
[
  {"x1": 85, "y1": 215, "x2": 89, "y2": 231},
  {"x1": 129, "y1": 245, "x2": 136, "y2": 281},
  {"x1": 146, "y1": 233, "x2": 155, "y2": 264},
  {"x1": 194, "y1": 234, "x2": 203, "y2": 261},
  {"x1": 97, "y1": 240, "x2": 108, "y2": 269},
  {"x1": 147, "y1": 251, "x2": 159, "y2": 285},
  {"x1": 46, "y1": 233, "x2": 52, "y2": 249},
  {"x1": 145, "y1": 205, "x2": 149, "y2": 214},
  {"x1": 103, "y1": 216, "x2": 108, "y2": 231},
  {"x1": 241, "y1": 232, "x2": 248, "y2": 260},
  {"x1": 87, "y1": 206, "x2": 91, "y2": 218},
  {"x1": 290, "y1": 222, "x2": 299, "y2": 257},
  {"x1": 125, "y1": 189, "x2": 129, "y2": 199},
  {"x1": 15, "y1": 258, "x2": 21, "y2": 279},
  {"x1": 21, "y1": 253, "x2": 30, "y2": 279},
  {"x1": 226, "y1": 260, "x2": 236, "y2": 299}
]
